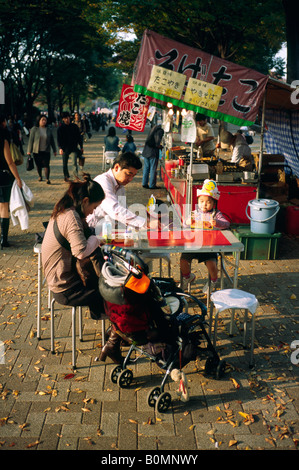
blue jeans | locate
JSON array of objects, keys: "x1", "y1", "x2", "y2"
[
  {"x1": 62, "y1": 151, "x2": 78, "y2": 179},
  {"x1": 142, "y1": 157, "x2": 158, "y2": 188}
]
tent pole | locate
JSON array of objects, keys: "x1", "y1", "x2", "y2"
[
  {"x1": 186, "y1": 143, "x2": 194, "y2": 218},
  {"x1": 257, "y1": 91, "x2": 267, "y2": 199}
]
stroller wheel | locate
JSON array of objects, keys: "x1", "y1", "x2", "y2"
[
  {"x1": 147, "y1": 387, "x2": 161, "y2": 407},
  {"x1": 204, "y1": 357, "x2": 226, "y2": 379},
  {"x1": 110, "y1": 365, "x2": 122, "y2": 384},
  {"x1": 155, "y1": 392, "x2": 171, "y2": 413},
  {"x1": 215, "y1": 359, "x2": 226, "y2": 380},
  {"x1": 204, "y1": 356, "x2": 219, "y2": 377},
  {"x1": 117, "y1": 368, "x2": 133, "y2": 388}
]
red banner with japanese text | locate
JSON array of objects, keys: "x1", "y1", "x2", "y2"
[
  {"x1": 115, "y1": 84, "x2": 151, "y2": 132},
  {"x1": 131, "y1": 30, "x2": 269, "y2": 126}
]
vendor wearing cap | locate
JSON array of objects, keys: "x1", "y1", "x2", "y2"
[
  {"x1": 195, "y1": 113, "x2": 216, "y2": 158},
  {"x1": 180, "y1": 179, "x2": 230, "y2": 293},
  {"x1": 218, "y1": 126, "x2": 254, "y2": 170}
]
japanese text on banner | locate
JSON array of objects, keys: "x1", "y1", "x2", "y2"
[
  {"x1": 115, "y1": 84, "x2": 151, "y2": 132},
  {"x1": 184, "y1": 78, "x2": 223, "y2": 111},
  {"x1": 147, "y1": 65, "x2": 186, "y2": 100}
]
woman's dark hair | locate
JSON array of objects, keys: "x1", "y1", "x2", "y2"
[
  {"x1": 36, "y1": 114, "x2": 48, "y2": 127},
  {"x1": 52, "y1": 173, "x2": 105, "y2": 219},
  {"x1": 126, "y1": 134, "x2": 134, "y2": 143},
  {"x1": 107, "y1": 126, "x2": 116, "y2": 137}
]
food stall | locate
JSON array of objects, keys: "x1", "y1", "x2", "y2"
[
  {"x1": 131, "y1": 30, "x2": 299, "y2": 228},
  {"x1": 160, "y1": 141, "x2": 257, "y2": 224}
]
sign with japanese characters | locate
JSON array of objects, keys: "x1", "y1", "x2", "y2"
[
  {"x1": 147, "y1": 65, "x2": 186, "y2": 100},
  {"x1": 184, "y1": 78, "x2": 223, "y2": 111},
  {"x1": 132, "y1": 30, "x2": 269, "y2": 125},
  {"x1": 115, "y1": 84, "x2": 151, "y2": 132}
]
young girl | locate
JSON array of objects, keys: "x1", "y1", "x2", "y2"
[{"x1": 180, "y1": 179, "x2": 230, "y2": 293}]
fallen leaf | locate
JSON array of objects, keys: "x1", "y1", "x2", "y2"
[
  {"x1": 26, "y1": 440, "x2": 40, "y2": 448},
  {"x1": 231, "y1": 378, "x2": 240, "y2": 389},
  {"x1": 64, "y1": 373, "x2": 75, "y2": 380},
  {"x1": 229, "y1": 439, "x2": 238, "y2": 447},
  {"x1": 265, "y1": 437, "x2": 276, "y2": 447}
]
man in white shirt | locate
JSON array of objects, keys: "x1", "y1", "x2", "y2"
[
  {"x1": 87, "y1": 152, "x2": 146, "y2": 232},
  {"x1": 195, "y1": 113, "x2": 216, "y2": 157}
]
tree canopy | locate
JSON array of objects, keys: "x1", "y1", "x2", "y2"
[
  {"x1": 103, "y1": 0, "x2": 286, "y2": 78},
  {"x1": 0, "y1": 0, "x2": 288, "y2": 118},
  {"x1": 0, "y1": 0, "x2": 117, "y2": 118}
]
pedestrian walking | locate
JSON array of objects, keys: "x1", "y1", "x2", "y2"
[
  {"x1": 0, "y1": 115, "x2": 22, "y2": 249},
  {"x1": 27, "y1": 115, "x2": 56, "y2": 184},
  {"x1": 57, "y1": 111, "x2": 84, "y2": 181},
  {"x1": 142, "y1": 124, "x2": 164, "y2": 189}
]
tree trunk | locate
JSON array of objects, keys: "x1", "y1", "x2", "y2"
[{"x1": 282, "y1": 0, "x2": 299, "y2": 84}]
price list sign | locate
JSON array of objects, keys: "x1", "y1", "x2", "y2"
[
  {"x1": 147, "y1": 65, "x2": 186, "y2": 100},
  {"x1": 184, "y1": 78, "x2": 223, "y2": 111}
]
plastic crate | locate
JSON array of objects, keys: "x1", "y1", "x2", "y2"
[{"x1": 233, "y1": 226, "x2": 281, "y2": 260}]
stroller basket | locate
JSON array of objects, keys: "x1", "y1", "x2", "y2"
[{"x1": 101, "y1": 245, "x2": 226, "y2": 413}]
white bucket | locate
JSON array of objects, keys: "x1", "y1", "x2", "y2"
[{"x1": 246, "y1": 199, "x2": 280, "y2": 234}]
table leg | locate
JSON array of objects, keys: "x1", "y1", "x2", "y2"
[{"x1": 233, "y1": 251, "x2": 240, "y2": 288}]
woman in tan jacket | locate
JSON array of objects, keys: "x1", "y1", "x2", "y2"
[
  {"x1": 42, "y1": 174, "x2": 105, "y2": 320},
  {"x1": 27, "y1": 115, "x2": 56, "y2": 184}
]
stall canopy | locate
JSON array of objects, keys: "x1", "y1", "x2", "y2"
[
  {"x1": 263, "y1": 78, "x2": 299, "y2": 177},
  {"x1": 132, "y1": 29, "x2": 299, "y2": 177},
  {"x1": 132, "y1": 29, "x2": 269, "y2": 127}
]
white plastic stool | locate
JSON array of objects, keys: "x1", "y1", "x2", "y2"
[
  {"x1": 103, "y1": 149, "x2": 118, "y2": 170},
  {"x1": 50, "y1": 297, "x2": 83, "y2": 370},
  {"x1": 209, "y1": 289, "x2": 258, "y2": 368}
]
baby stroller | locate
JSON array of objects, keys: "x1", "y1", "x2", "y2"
[{"x1": 99, "y1": 245, "x2": 226, "y2": 413}]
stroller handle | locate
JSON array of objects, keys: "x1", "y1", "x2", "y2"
[
  {"x1": 102, "y1": 244, "x2": 149, "y2": 276},
  {"x1": 175, "y1": 291, "x2": 207, "y2": 318}
]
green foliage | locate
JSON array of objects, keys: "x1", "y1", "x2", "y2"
[
  {"x1": 0, "y1": 0, "x2": 118, "y2": 116},
  {"x1": 101, "y1": 0, "x2": 286, "y2": 76},
  {"x1": 0, "y1": 0, "x2": 287, "y2": 116}
]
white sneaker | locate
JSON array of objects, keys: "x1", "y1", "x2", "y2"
[
  {"x1": 202, "y1": 279, "x2": 218, "y2": 294},
  {"x1": 181, "y1": 273, "x2": 196, "y2": 290}
]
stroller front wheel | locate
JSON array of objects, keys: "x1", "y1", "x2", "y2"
[
  {"x1": 156, "y1": 392, "x2": 172, "y2": 413},
  {"x1": 147, "y1": 387, "x2": 161, "y2": 407},
  {"x1": 110, "y1": 365, "x2": 122, "y2": 383},
  {"x1": 117, "y1": 368, "x2": 133, "y2": 388}
]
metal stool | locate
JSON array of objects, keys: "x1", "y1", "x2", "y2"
[
  {"x1": 50, "y1": 297, "x2": 83, "y2": 370},
  {"x1": 209, "y1": 288, "x2": 258, "y2": 368}
]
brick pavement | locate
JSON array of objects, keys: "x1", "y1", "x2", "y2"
[{"x1": 0, "y1": 125, "x2": 298, "y2": 451}]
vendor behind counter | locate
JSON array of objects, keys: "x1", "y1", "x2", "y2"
[
  {"x1": 218, "y1": 125, "x2": 254, "y2": 171},
  {"x1": 194, "y1": 113, "x2": 216, "y2": 158}
]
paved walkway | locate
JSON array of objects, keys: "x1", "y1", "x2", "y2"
[{"x1": 0, "y1": 125, "x2": 298, "y2": 451}]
